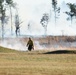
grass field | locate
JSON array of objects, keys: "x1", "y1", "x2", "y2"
[{"x1": 0, "y1": 46, "x2": 76, "y2": 75}]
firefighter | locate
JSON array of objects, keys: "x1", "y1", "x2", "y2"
[{"x1": 27, "y1": 37, "x2": 34, "y2": 51}]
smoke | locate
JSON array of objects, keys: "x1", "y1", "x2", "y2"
[
  {"x1": 0, "y1": 37, "x2": 51, "y2": 51},
  {"x1": 0, "y1": 38, "x2": 48, "y2": 51},
  {"x1": 0, "y1": 38, "x2": 28, "y2": 51},
  {"x1": 0, "y1": 37, "x2": 76, "y2": 51},
  {"x1": 34, "y1": 41, "x2": 44, "y2": 50}
]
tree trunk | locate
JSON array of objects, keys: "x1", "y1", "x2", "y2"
[
  {"x1": 44, "y1": 25, "x2": 47, "y2": 36},
  {"x1": 1, "y1": 16, "x2": 4, "y2": 39},
  {"x1": 10, "y1": 6, "x2": 13, "y2": 35},
  {"x1": 70, "y1": 16, "x2": 72, "y2": 26},
  {"x1": 54, "y1": 11, "x2": 56, "y2": 26}
]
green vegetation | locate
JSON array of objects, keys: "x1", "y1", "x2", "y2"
[{"x1": 0, "y1": 46, "x2": 76, "y2": 75}]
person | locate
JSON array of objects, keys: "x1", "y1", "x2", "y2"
[{"x1": 27, "y1": 37, "x2": 34, "y2": 51}]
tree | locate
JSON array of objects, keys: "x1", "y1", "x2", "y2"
[
  {"x1": 52, "y1": 0, "x2": 60, "y2": 26},
  {"x1": 15, "y1": 8, "x2": 23, "y2": 36},
  {"x1": 15, "y1": 13, "x2": 20, "y2": 36},
  {"x1": 65, "y1": 3, "x2": 76, "y2": 26},
  {"x1": 6, "y1": 0, "x2": 15, "y2": 35},
  {"x1": 0, "y1": 0, "x2": 16, "y2": 38},
  {"x1": 0, "y1": 0, "x2": 6, "y2": 38},
  {"x1": 40, "y1": 13, "x2": 49, "y2": 35}
]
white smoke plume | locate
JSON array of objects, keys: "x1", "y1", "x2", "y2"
[
  {"x1": 0, "y1": 38, "x2": 47, "y2": 51},
  {"x1": 0, "y1": 38, "x2": 27, "y2": 51},
  {"x1": 0, "y1": 37, "x2": 76, "y2": 51}
]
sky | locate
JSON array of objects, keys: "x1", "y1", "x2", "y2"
[{"x1": 8, "y1": 0, "x2": 76, "y2": 36}]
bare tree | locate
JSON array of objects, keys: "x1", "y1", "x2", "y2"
[
  {"x1": 6, "y1": 0, "x2": 16, "y2": 35},
  {"x1": 15, "y1": 8, "x2": 23, "y2": 36},
  {"x1": 52, "y1": 0, "x2": 60, "y2": 26}
]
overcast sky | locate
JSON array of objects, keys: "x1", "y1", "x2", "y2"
[{"x1": 12, "y1": 0, "x2": 76, "y2": 36}]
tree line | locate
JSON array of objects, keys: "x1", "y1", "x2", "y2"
[
  {"x1": 0, "y1": 0, "x2": 21, "y2": 38},
  {"x1": 0, "y1": 0, "x2": 76, "y2": 38},
  {"x1": 40, "y1": 0, "x2": 76, "y2": 35}
]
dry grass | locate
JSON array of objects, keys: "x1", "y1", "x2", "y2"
[{"x1": 0, "y1": 46, "x2": 76, "y2": 75}]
